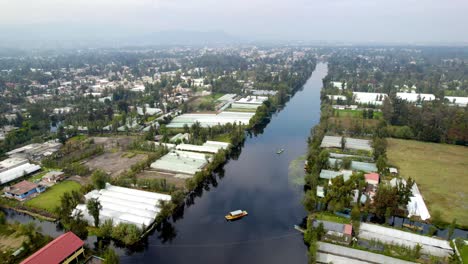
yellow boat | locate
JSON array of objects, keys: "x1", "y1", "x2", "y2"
[{"x1": 225, "y1": 210, "x2": 248, "y2": 220}]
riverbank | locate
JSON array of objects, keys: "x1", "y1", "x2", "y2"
[{"x1": 301, "y1": 64, "x2": 468, "y2": 264}]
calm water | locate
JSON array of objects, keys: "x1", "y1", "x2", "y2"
[
  {"x1": 118, "y1": 63, "x2": 328, "y2": 263},
  {"x1": 3, "y1": 62, "x2": 467, "y2": 262}
]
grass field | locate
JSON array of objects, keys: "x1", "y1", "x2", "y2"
[
  {"x1": 335, "y1": 109, "x2": 383, "y2": 119},
  {"x1": 212, "y1": 133, "x2": 231, "y2": 143},
  {"x1": 315, "y1": 211, "x2": 351, "y2": 224},
  {"x1": 387, "y1": 138, "x2": 468, "y2": 227},
  {"x1": 461, "y1": 243, "x2": 468, "y2": 264},
  {"x1": 225, "y1": 107, "x2": 257, "y2": 112},
  {"x1": 25, "y1": 180, "x2": 81, "y2": 213}
]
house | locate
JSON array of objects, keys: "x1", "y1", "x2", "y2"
[
  {"x1": 317, "y1": 186, "x2": 325, "y2": 198},
  {"x1": 364, "y1": 173, "x2": 380, "y2": 185},
  {"x1": 389, "y1": 167, "x2": 398, "y2": 175},
  {"x1": 313, "y1": 220, "x2": 353, "y2": 245},
  {"x1": 20, "y1": 232, "x2": 85, "y2": 264},
  {"x1": 4, "y1": 180, "x2": 46, "y2": 200},
  {"x1": 42, "y1": 171, "x2": 65, "y2": 183}
]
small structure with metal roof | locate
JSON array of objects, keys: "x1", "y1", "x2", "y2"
[
  {"x1": 4, "y1": 180, "x2": 45, "y2": 200},
  {"x1": 20, "y1": 231, "x2": 84, "y2": 264}
]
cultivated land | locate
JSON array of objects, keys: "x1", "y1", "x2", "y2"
[
  {"x1": 136, "y1": 170, "x2": 186, "y2": 189},
  {"x1": 387, "y1": 138, "x2": 468, "y2": 226},
  {"x1": 24, "y1": 180, "x2": 81, "y2": 213},
  {"x1": 84, "y1": 151, "x2": 147, "y2": 177}
]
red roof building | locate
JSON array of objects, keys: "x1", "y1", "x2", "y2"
[
  {"x1": 364, "y1": 172, "x2": 380, "y2": 185},
  {"x1": 21, "y1": 232, "x2": 84, "y2": 264},
  {"x1": 343, "y1": 224, "x2": 353, "y2": 236}
]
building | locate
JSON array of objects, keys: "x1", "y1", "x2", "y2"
[
  {"x1": 396, "y1": 92, "x2": 435, "y2": 103},
  {"x1": 445, "y1": 96, "x2": 468, "y2": 107},
  {"x1": 231, "y1": 96, "x2": 268, "y2": 109},
  {"x1": 353, "y1": 92, "x2": 388, "y2": 105},
  {"x1": 320, "y1": 169, "x2": 353, "y2": 182},
  {"x1": 137, "y1": 106, "x2": 163, "y2": 116},
  {"x1": 42, "y1": 171, "x2": 65, "y2": 183},
  {"x1": 73, "y1": 183, "x2": 171, "y2": 229},
  {"x1": 313, "y1": 220, "x2": 353, "y2": 245},
  {"x1": 175, "y1": 141, "x2": 230, "y2": 154},
  {"x1": 364, "y1": 173, "x2": 380, "y2": 185},
  {"x1": 20, "y1": 232, "x2": 85, "y2": 264},
  {"x1": 167, "y1": 112, "x2": 255, "y2": 128},
  {"x1": 389, "y1": 167, "x2": 398, "y2": 175},
  {"x1": 390, "y1": 178, "x2": 430, "y2": 220},
  {"x1": 6, "y1": 141, "x2": 61, "y2": 162},
  {"x1": 0, "y1": 158, "x2": 41, "y2": 185},
  {"x1": 4, "y1": 180, "x2": 45, "y2": 200},
  {"x1": 317, "y1": 186, "x2": 325, "y2": 198},
  {"x1": 150, "y1": 150, "x2": 210, "y2": 176}
]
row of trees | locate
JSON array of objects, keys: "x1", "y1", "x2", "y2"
[{"x1": 382, "y1": 97, "x2": 467, "y2": 144}]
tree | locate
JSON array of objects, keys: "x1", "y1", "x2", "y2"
[
  {"x1": 341, "y1": 136, "x2": 346, "y2": 151},
  {"x1": 372, "y1": 184, "x2": 398, "y2": 219},
  {"x1": 91, "y1": 170, "x2": 110, "y2": 190},
  {"x1": 68, "y1": 213, "x2": 89, "y2": 240},
  {"x1": 57, "y1": 125, "x2": 67, "y2": 144},
  {"x1": 111, "y1": 223, "x2": 141, "y2": 245},
  {"x1": 342, "y1": 157, "x2": 352, "y2": 170},
  {"x1": 87, "y1": 198, "x2": 102, "y2": 227},
  {"x1": 56, "y1": 190, "x2": 83, "y2": 223},
  {"x1": 372, "y1": 137, "x2": 387, "y2": 160},
  {"x1": 98, "y1": 219, "x2": 113, "y2": 238},
  {"x1": 103, "y1": 248, "x2": 120, "y2": 264},
  {"x1": 351, "y1": 205, "x2": 361, "y2": 221},
  {"x1": 0, "y1": 211, "x2": 5, "y2": 225},
  {"x1": 376, "y1": 155, "x2": 387, "y2": 174},
  {"x1": 303, "y1": 190, "x2": 317, "y2": 213}
]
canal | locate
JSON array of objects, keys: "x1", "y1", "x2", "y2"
[{"x1": 117, "y1": 62, "x2": 328, "y2": 263}]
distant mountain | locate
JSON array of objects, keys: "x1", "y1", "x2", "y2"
[
  {"x1": 0, "y1": 25, "x2": 241, "y2": 49},
  {"x1": 133, "y1": 30, "x2": 240, "y2": 46}
]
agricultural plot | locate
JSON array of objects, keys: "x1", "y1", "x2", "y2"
[
  {"x1": 84, "y1": 152, "x2": 147, "y2": 177},
  {"x1": 387, "y1": 138, "x2": 468, "y2": 227}
]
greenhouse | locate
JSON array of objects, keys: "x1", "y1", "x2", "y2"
[{"x1": 73, "y1": 184, "x2": 171, "y2": 229}]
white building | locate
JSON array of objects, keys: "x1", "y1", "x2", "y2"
[
  {"x1": 445, "y1": 96, "x2": 468, "y2": 107},
  {"x1": 397, "y1": 92, "x2": 435, "y2": 103},
  {"x1": 353, "y1": 92, "x2": 388, "y2": 105},
  {"x1": 390, "y1": 178, "x2": 430, "y2": 220},
  {"x1": 231, "y1": 96, "x2": 268, "y2": 109},
  {"x1": 0, "y1": 157, "x2": 41, "y2": 184},
  {"x1": 73, "y1": 183, "x2": 171, "y2": 229},
  {"x1": 137, "y1": 107, "x2": 163, "y2": 116}
]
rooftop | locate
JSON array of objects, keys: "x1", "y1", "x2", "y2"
[
  {"x1": 20, "y1": 232, "x2": 84, "y2": 264},
  {"x1": 5, "y1": 180, "x2": 38, "y2": 195}
]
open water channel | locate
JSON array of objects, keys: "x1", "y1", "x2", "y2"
[
  {"x1": 3, "y1": 62, "x2": 468, "y2": 263},
  {"x1": 116, "y1": 62, "x2": 328, "y2": 263}
]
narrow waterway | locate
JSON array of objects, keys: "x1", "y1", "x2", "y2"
[{"x1": 118, "y1": 63, "x2": 328, "y2": 263}]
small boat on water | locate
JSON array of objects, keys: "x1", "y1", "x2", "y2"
[
  {"x1": 276, "y1": 148, "x2": 284, "y2": 154},
  {"x1": 225, "y1": 210, "x2": 248, "y2": 220}
]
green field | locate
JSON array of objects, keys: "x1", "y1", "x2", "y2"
[
  {"x1": 212, "y1": 133, "x2": 231, "y2": 143},
  {"x1": 387, "y1": 138, "x2": 468, "y2": 227},
  {"x1": 315, "y1": 211, "x2": 351, "y2": 224},
  {"x1": 225, "y1": 108, "x2": 257, "y2": 113},
  {"x1": 25, "y1": 181, "x2": 81, "y2": 213},
  {"x1": 335, "y1": 109, "x2": 383, "y2": 119},
  {"x1": 461, "y1": 243, "x2": 468, "y2": 264}
]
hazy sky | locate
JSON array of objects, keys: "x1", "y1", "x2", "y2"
[{"x1": 1, "y1": 0, "x2": 468, "y2": 44}]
